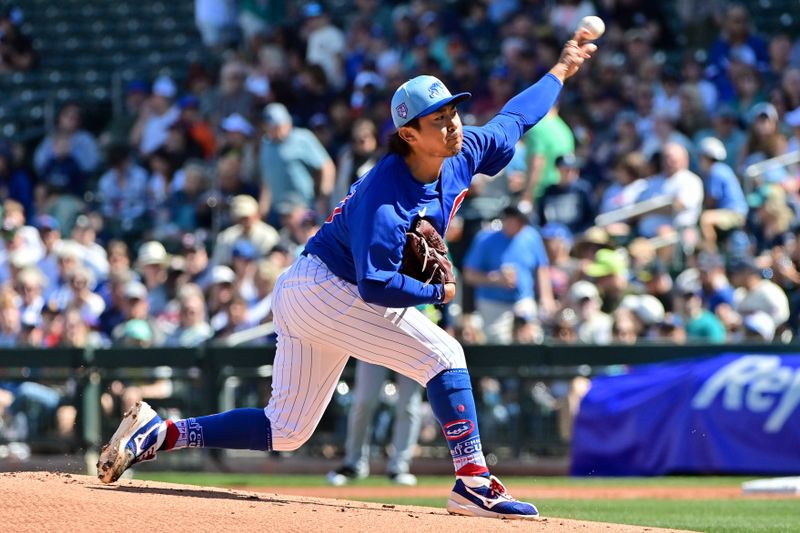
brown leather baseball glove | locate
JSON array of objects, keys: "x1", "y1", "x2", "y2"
[{"x1": 400, "y1": 218, "x2": 455, "y2": 286}]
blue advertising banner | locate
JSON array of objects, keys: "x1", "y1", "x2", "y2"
[{"x1": 570, "y1": 354, "x2": 800, "y2": 476}]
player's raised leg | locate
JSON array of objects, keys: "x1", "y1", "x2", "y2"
[
  {"x1": 98, "y1": 339, "x2": 349, "y2": 483},
  {"x1": 98, "y1": 259, "x2": 351, "y2": 483},
  {"x1": 97, "y1": 400, "x2": 272, "y2": 483}
]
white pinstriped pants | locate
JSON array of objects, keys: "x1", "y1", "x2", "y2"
[{"x1": 265, "y1": 254, "x2": 466, "y2": 452}]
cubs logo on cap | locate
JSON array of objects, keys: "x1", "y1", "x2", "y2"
[
  {"x1": 391, "y1": 75, "x2": 471, "y2": 129},
  {"x1": 428, "y1": 81, "x2": 445, "y2": 98}
]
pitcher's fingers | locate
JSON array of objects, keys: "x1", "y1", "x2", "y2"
[
  {"x1": 580, "y1": 43, "x2": 598, "y2": 58},
  {"x1": 572, "y1": 27, "x2": 592, "y2": 46}
]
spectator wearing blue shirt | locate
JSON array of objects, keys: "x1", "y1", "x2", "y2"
[
  {"x1": 693, "y1": 105, "x2": 746, "y2": 170},
  {"x1": 97, "y1": 144, "x2": 149, "y2": 241},
  {"x1": 463, "y1": 205, "x2": 555, "y2": 344},
  {"x1": 0, "y1": 143, "x2": 34, "y2": 220},
  {"x1": 697, "y1": 252, "x2": 735, "y2": 313},
  {"x1": 167, "y1": 162, "x2": 207, "y2": 233},
  {"x1": 705, "y1": 5, "x2": 769, "y2": 103},
  {"x1": 697, "y1": 137, "x2": 747, "y2": 252},
  {"x1": 34, "y1": 102, "x2": 100, "y2": 177}
]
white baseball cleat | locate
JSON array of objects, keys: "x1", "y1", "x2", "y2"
[
  {"x1": 389, "y1": 472, "x2": 418, "y2": 486},
  {"x1": 325, "y1": 466, "x2": 367, "y2": 486},
  {"x1": 447, "y1": 475, "x2": 541, "y2": 520},
  {"x1": 97, "y1": 401, "x2": 164, "y2": 484}
]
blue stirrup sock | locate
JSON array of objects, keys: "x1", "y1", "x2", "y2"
[
  {"x1": 160, "y1": 408, "x2": 272, "y2": 451},
  {"x1": 426, "y1": 368, "x2": 489, "y2": 477}
]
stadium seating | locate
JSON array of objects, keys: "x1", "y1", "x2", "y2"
[{"x1": 0, "y1": 0, "x2": 208, "y2": 142}]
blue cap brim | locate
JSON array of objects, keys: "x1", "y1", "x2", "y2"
[{"x1": 411, "y1": 92, "x2": 471, "y2": 122}]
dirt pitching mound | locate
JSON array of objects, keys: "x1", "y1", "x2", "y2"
[{"x1": 0, "y1": 471, "x2": 694, "y2": 533}]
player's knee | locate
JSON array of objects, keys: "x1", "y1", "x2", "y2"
[
  {"x1": 276, "y1": 439, "x2": 304, "y2": 452},
  {"x1": 268, "y1": 419, "x2": 313, "y2": 452},
  {"x1": 274, "y1": 430, "x2": 311, "y2": 451},
  {"x1": 442, "y1": 337, "x2": 466, "y2": 369}
]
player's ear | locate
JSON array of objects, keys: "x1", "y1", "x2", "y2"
[{"x1": 398, "y1": 126, "x2": 417, "y2": 145}]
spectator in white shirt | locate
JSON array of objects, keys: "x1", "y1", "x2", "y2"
[
  {"x1": 130, "y1": 76, "x2": 180, "y2": 156},
  {"x1": 97, "y1": 144, "x2": 148, "y2": 239},
  {"x1": 212, "y1": 195, "x2": 279, "y2": 266},
  {"x1": 1, "y1": 199, "x2": 44, "y2": 263},
  {"x1": 303, "y1": 3, "x2": 345, "y2": 90},
  {"x1": 0, "y1": 203, "x2": 44, "y2": 286},
  {"x1": 164, "y1": 284, "x2": 213, "y2": 347},
  {"x1": 637, "y1": 142, "x2": 704, "y2": 238},
  {"x1": 64, "y1": 265, "x2": 105, "y2": 327},
  {"x1": 35, "y1": 215, "x2": 61, "y2": 288},
  {"x1": 730, "y1": 258, "x2": 790, "y2": 328},
  {"x1": 568, "y1": 281, "x2": 612, "y2": 344},
  {"x1": 46, "y1": 239, "x2": 82, "y2": 303},
  {"x1": 71, "y1": 214, "x2": 109, "y2": 282},
  {"x1": 17, "y1": 266, "x2": 45, "y2": 328},
  {"x1": 135, "y1": 241, "x2": 171, "y2": 317},
  {"x1": 194, "y1": 0, "x2": 238, "y2": 49}
]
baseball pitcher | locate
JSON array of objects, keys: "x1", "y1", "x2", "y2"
[{"x1": 97, "y1": 30, "x2": 596, "y2": 520}]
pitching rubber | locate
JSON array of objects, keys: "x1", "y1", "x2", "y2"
[{"x1": 96, "y1": 401, "x2": 157, "y2": 484}]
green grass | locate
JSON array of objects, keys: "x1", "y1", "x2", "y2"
[
  {"x1": 136, "y1": 473, "x2": 800, "y2": 533},
  {"x1": 137, "y1": 472, "x2": 753, "y2": 488},
  {"x1": 360, "y1": 498, "x2": 800, "y2": 533}
]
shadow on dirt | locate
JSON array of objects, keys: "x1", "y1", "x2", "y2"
[
  {"x1": 88, "y1": 484, "x2": 291, "y2": 504},
  {"x1": 87, "y1": 483, "x2": 442, "y2": 516}
]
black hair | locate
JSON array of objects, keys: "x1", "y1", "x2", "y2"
[
  {"x1": 59, "y1": 100, "x2": 82, "y2": 116},
  {"x1": 107, "y1": 144, "x2": 131, "y2": 167},
  {"x1": 387, "y1": 118, "x2": 420, "y2": 157}
]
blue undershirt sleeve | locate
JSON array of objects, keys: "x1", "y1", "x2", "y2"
[
  {"x1": 358, "y1": 275, "x2": 442, "y2": 307},
  {"x1": 460, "y1": 73, "x2": 564, "y2": 178},
  {"x1": 495, "y1": 72, "x2": 563, "y2": 134}
]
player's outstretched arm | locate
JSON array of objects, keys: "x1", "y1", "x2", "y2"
[
  {"x1": 494, "y1": 28, "x2": 597, "y2": 130},
  {"x1": 478, "y1": 28, "x2": 597, "y2": 138},
  {"x1": 460, "y1": 33, "x2": 597, "y2": 177}
]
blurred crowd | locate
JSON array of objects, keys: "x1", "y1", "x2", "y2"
[{"x1": 0, "y1": 0, "x2": 798, "y2": 352}]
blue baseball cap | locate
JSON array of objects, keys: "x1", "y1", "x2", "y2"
[
  {"x1": 178, "y1": 94, "x2": 199, "y2": 110},
  {"x1": 126, "y1": 80, "x2": 149, "y2": 94},
  {"x1": 35, "y1": 214, "x2": 60, "y2": 232},
  {"x1": 540, "y1": 222, "x2": 573, "y2": 246},
  {"x1": 232, "y1": 240, "x2": 258, "y2": 260},
  {"x1": 391, "y1": 75, "x2": 471, "y2": 129},
  {"x1": 303, "y1": 2, "x2": 324, "y2": 18}
]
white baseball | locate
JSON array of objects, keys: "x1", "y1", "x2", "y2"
[{"x1": 579, "y1": 15, "x2": 605, "y2": 40}]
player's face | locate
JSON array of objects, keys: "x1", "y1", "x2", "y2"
[{"x1": 416, "y1": 104, "x2": 463, "y2": 157}]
